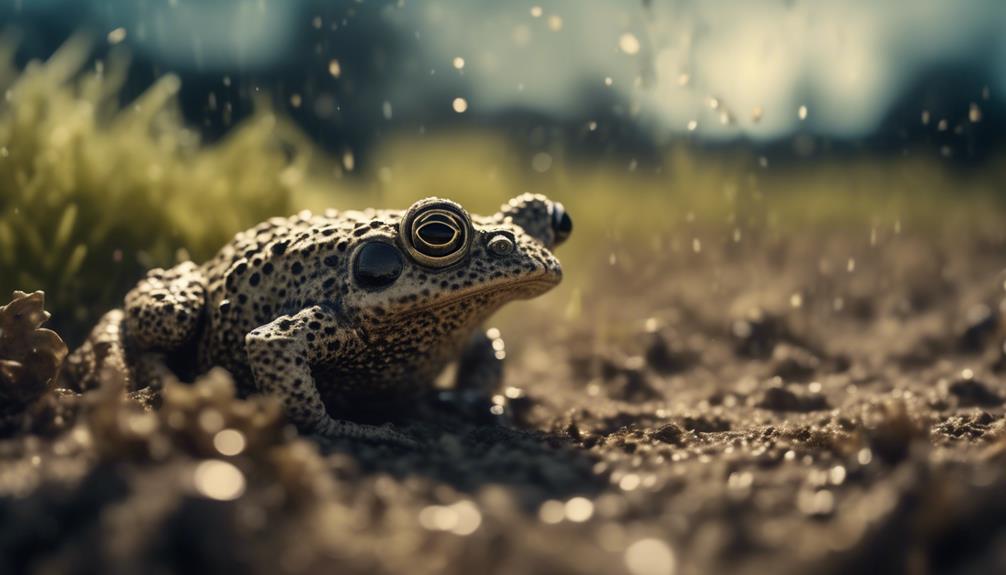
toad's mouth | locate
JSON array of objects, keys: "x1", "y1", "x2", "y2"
[{"x1": 393, "y1": 273, "x2": 561, "y2": 317}]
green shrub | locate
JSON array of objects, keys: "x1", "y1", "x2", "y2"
[{"x1": 0, "y1": 38, "x2": 311, "y2": 341}]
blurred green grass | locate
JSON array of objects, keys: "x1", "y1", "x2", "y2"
[{"x1": 2, "y1": 41, "x2": 1004, "y2": 342}]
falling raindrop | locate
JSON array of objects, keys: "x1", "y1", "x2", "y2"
[
  {"x1": 969, "y1": 103, "x2": 982, "y2": 123},
  {"x1": 531, "y1": 152, "x2": 553, "y2": 173},
  {"x1": 107, "y1": 27, "x2": 127, "y2": 44},
  {"x1": 619, "y1": 33, "x2": 641, "y2": 55}
]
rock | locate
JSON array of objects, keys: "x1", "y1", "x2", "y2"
[
  {"x1": 731, "y1": 308, "x2": 785, "y2": 358},
  {"x1": 650, "y1": 423, "x2": 685, "y2": 444},
  {"x1": 948, "y1": 375, "x2": 1003, "y2": 407},
  {"x1": 644, "y1": 330, "x2": 698, "y2": 374},
  {"x1": 959, "y1": 303, "x2": 999, "y2": 352},
  {"x1": 770, "y1": 343, "x2": 821, "y2": 381},
  {"x1": 756, "y1": 385, "x2": 830, "y2": 412},
  {"x1": 0, "y1": 291, "x2": 68, "y2": 433},
  {"x1": 599, "y1": 356, "x2": 661, "y2": 402}
]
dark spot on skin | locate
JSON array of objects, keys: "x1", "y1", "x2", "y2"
[
  {"x1": 249, "y1": 273, "x2": 261, "y2": 286},
  {"x1": 324, "y1": 255, "x2": 339, "y2": 267},
  {"x1": 271, "y1": 241, "x2": 288, "y2": 255},
  {"x1": 292, "y1": 262, "x2": 304, "y2": 275},
  {"x1": 234, "y1": 262, "x2": 247, "y2": 275},
  {"x1": 263, "y1": 263, "x2": 274, "y2": 275}
]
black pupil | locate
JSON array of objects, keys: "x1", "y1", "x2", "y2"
[
  {"x1": 417, "y1": 221, "x2": 456, "y2": 245},
  {"x1": 353, "y1": 242, "x2": 403, "y2": 289},
  {"x1": 552, "y1": 204, "x2": 573, "y2": 240}
]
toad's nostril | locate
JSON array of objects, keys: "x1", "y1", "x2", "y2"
[{"x1": 551, "y1": 202, "x2": 572, "y2": 245}]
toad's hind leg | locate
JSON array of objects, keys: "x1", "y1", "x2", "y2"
[
  {"x1": 124, "y1": 261, "x2": 206, "y2": 351},
  {"x1": 62, "y1": 310, "x2": 173, "y2": 392}
]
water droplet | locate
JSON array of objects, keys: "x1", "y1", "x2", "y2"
[
  {"x1": 452, "y1": 97, "x2": 469, "y2": 113},
  {"x1": 531, "y1": 152, "x2": 553, "y2": 173},
  {"x1": 213, "y1": 429, "x2": 247, "y2": 456},
  {"x1": 107, "y1": 28, "x2": 127, "y2": 44},
  {"x1": 538, "y1": 500, "x2": 565, "y2": 524},
  {"x1": 193, "y1": 460, "x2": 246, "y2": 501},
  {"x1": 969, "y1": 103, "x2": 982, "y2": 123},
  {"x1": 798, "y1": 105, "x2": 808, "y2": 120},
  {"x1": 565, "y1": 497, "x2": 594, "y2": 522},
  {"x1": 328, "y1": 59, "x2": 342, "y2": 78},
  {"x1": 625, "y1": 539, "x2": 676, "y2": 575},
  {"x1": 829, "y1": 465, "x2": 847, "y2": 485},
  {"x1": 452, "y1": 57, "x2": 465, "y2": 70},
  {"x1": 530, "y1": 6, "x2": 543, "y2": 18},
  {"x1": 512, "y1": 24, "x2": 532, "y2": 46},
  {"x1": 547, "y1": 15, "x2": 563, "y2": 31},
  {"x1": 619, "y1": 33, "x2": 641, "y2": 55},
  {"x1": 619, "y1": 473, "x2": 641, "y2": 491}
]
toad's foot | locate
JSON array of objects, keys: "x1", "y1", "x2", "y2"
[{"x1": 311, "y1": 417, "x2": 419, "y2": 447}]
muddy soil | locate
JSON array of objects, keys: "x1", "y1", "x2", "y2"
[{"x1": 2, "y1": 229, "x2": 1006, "y2": 575}]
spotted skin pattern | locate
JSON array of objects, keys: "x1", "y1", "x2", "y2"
[{"x1": 69, "y1": 194, "x2": 570, "y2": 444}]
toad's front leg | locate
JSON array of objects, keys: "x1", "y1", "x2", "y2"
[{"x1": 244, "y1": 305, "x2": 415, "y2": 445}]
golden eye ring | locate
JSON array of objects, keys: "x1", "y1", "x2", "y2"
[{"x1": 400, "y1": 200, "x2": 472, "y2": 268}]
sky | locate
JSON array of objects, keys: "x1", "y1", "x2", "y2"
[{"x1": 4, "y1": 0, "x2": 1006, "y2": 143}]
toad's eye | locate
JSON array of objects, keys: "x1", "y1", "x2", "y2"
[
  {"x1": 353, "y1": 242, "x2": 403, "y2": 289},
  {"x1": 401, "y1": 200, "x2": 472, "y2": 268},
  {"x1": 550, "y1": 201, "x2": 572, "y2": 246}
]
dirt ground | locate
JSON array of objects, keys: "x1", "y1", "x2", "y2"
[{"x1": 2, "y1": 226, "x2": 1006, "y2": 575}]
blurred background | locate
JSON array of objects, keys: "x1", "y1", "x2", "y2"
[
  {"x1": 5, "y1": 5, "x2": 1006, "y2": 574},
  {"x1": 1, "y1": 0, "x2": 1005, "y2": 339}
]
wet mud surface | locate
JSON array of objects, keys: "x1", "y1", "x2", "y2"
[{"x1": 3, "y1": 231, "x2": 1006, "y2": 575}]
